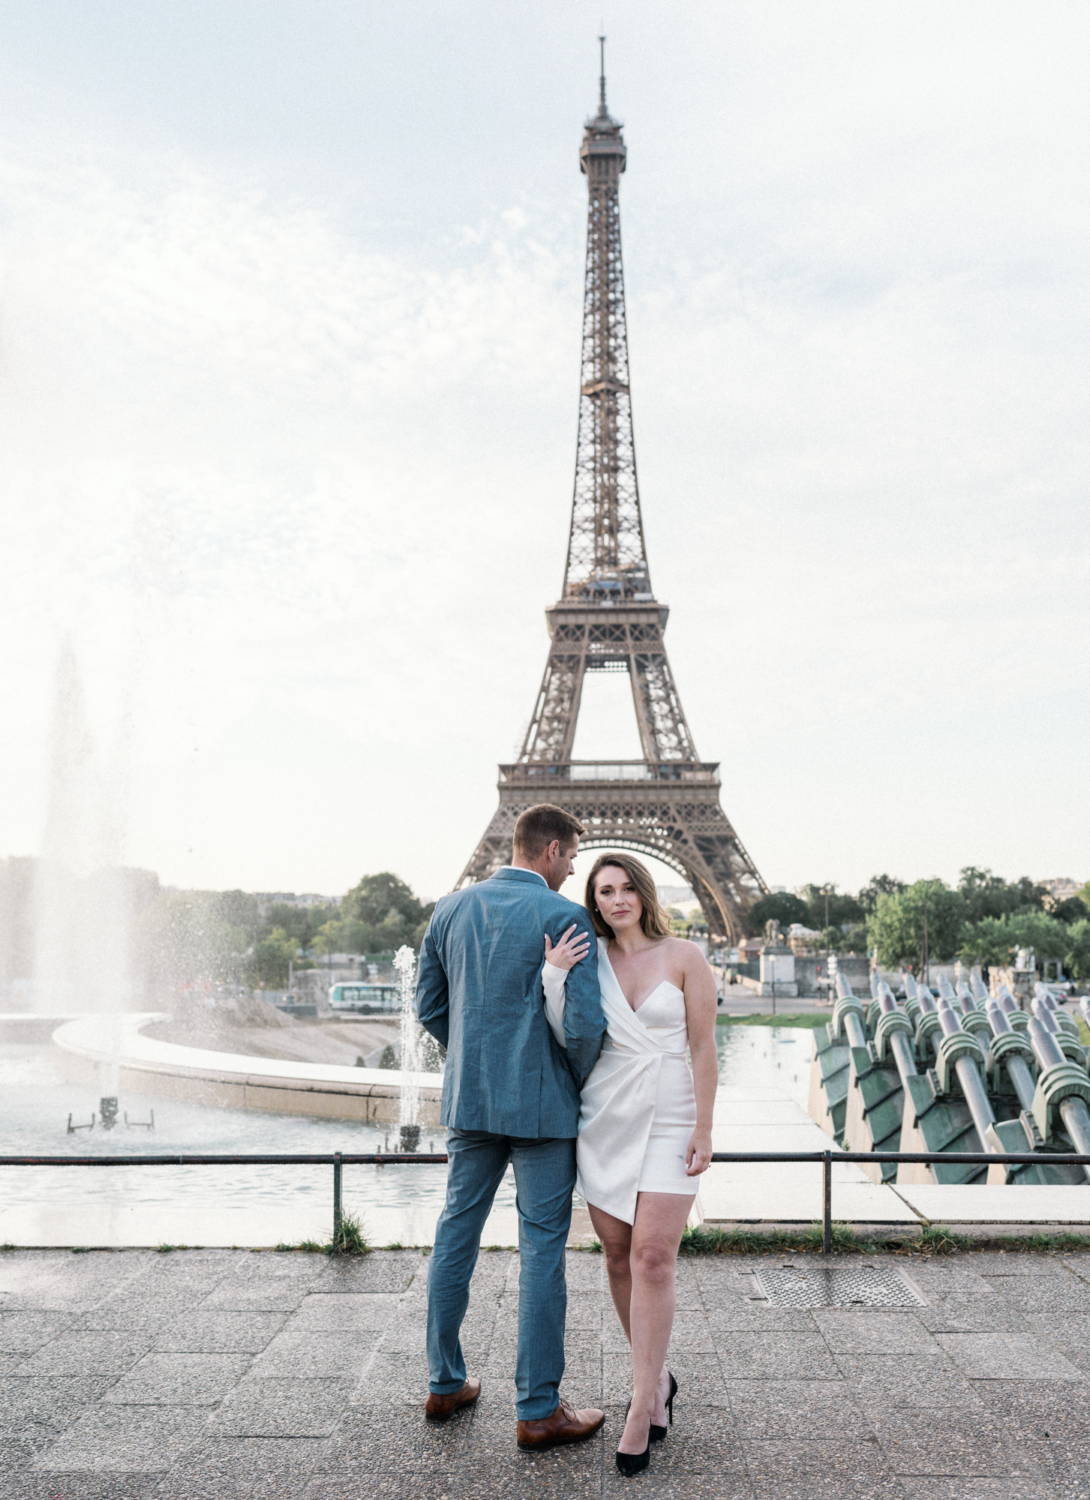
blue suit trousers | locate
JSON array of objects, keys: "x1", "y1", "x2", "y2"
[{"x1": 426, "y1": 1129, "x2": 575, "y2": 1420}]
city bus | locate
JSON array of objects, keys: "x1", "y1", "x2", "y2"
[{"x1": 328, "y1": 983, "x2": 399, "y2": 1015}]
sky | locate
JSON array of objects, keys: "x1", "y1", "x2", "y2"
[{"x1": 1, "y1": 1, "x2": 1088, "y2": 906}]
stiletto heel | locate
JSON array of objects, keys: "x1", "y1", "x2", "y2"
[
  {"x1": 649, "y1": 1371, "x2": 678, "y2": 1443},
  {"x1": 615, "y1": 1443, "x2": 650, "y2": 1476}
]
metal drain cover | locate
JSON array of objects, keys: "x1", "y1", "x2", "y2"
[{"x1": 752, "y1": 1265, "x2": 925, "y2": 1309}]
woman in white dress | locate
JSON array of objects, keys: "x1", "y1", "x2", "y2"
[{"x1": 541, "y1": 852, "x2": 718, "y2": 1477}]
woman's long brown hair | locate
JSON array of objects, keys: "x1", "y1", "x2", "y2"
[{"x1": 585, "y1": 852, "x2": 672, "y2": 941}]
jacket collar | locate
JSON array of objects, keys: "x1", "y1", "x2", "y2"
[{"x1": 492, "y1": 866, "x2": 548, "y2": 886}]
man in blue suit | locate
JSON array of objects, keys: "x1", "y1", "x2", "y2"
[{"x1": 416, "y1": 803, "x2": 607, "y2": 1450}]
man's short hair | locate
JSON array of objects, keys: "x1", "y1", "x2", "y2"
[{"x1": 512, "y1": 804, "x2": 585, "y2": 859}]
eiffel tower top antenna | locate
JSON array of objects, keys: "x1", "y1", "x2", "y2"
[{"x1": 598, "y1": 33, "x2": 607, "y2": 114}]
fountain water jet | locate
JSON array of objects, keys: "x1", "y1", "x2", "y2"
[
  {"x1": 394, "y1": 944, "x2": 423, "y2": 1152},
  {"x1": 35, "y1": 644, "x2": 141, "y2": 1127}
]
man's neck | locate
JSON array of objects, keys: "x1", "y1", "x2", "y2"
[{"x1": 511, "y1": 854, "x2": 550, "y2": 882}]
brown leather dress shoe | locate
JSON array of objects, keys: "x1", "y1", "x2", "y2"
[
  {"x1": 516, "y1": 1397, "x2": 606, "y2": 1451},
  {"x1": 425, "y1": 1376, "x2": 481, "y2": 1423}
]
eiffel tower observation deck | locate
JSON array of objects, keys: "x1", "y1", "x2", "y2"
[{"x1": 459, "y1": 46, "x2": 767, "y2": 941}]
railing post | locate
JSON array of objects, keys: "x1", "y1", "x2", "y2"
[
  {"x1": 333, "y1": 1152, "x2": 343, "y2": 1246},
  {"x1": 822, "y1": 1150, "x2": 832, "y2": 1255}
]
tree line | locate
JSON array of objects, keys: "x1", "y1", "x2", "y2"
[
  {"x1": 0, "y1": 859, "x2": 434, "y2": 994},
  {"x1": 749, "y1": 868, "x2": 1090, "y2": 977}
]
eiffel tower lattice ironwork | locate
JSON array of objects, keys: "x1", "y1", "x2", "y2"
[{"x1": 458, "y1": 46, "x2": 767, "y2": 940}]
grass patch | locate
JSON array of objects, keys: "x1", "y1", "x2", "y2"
[
  {"x1": 678, "y1": 1221, "x2": 1090, "y2": 1257},
  {"x1": 0, "y1": 1243, "x2": 15, "y2": 1252},
  {"x1": 280, "y1": 1216, "x2": 370, "y2": 1256},
  {"x1": 1076, "y1": 1015, "x2": 1090, "y2": 1047},
  {"x1": 328, "y1": 1211, "x2": 369, "y2": 1257},
  {"x1": 716, "y1": 1013, "x2": 828, "y2": 1028},
  {"x1": 157, "y1": 1243, "x2": 189, "y2": 1253}
]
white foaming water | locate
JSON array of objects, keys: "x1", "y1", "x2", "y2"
[
  {"x1": 395, "y1": 943, "x2": 422, "y2": 1135},
  {"x1": 33, "y1": 645, "x2": 136, "y2": 1100}
]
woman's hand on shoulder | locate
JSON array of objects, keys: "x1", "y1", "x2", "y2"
[{"x1": 544, "y1": 923, "x2": 591, "y2": 972}]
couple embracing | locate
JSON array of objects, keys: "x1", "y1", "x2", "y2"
[{"x1": 415, "y1": 803, "x2": 718, "y2": 1477}]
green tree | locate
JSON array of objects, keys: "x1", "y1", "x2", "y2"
[
  {"x1": 748, "y1": 892, "x2": 810, "y2": 934},
  {"x1": 260, "y1": 901, "x2": 338, "y2": 950},
  {"x1": 1050, "y1": 897, "x2": 1088, "y2": 925},
  {"x1": 798, "y1": 883, "x2": 864, "y2": 931},
  {"x1": 867, "y1": 880, "x2": 966, "y2": 969},
  {"x1": 857, "y1": 875, "x2": 907, "y2": 914},
  {"x1": 336, "y1": 872, "x2": 435, "y2": 953},
  {"x1": 1064, "y1": 920, "x2": 1090, "y2": 981},
  {"x1": 958, "y1": 910, "x2": 1071, "y2": 968},
  {"x1": 248, "y1": 927, "x2": 299, "y2": 988},
  {"x1": 957, "y1": 867, "x2": 1045, "y2": 923}
]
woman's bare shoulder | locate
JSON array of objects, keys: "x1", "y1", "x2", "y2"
[{"x1": 662, "y1": 935, "x2": 711, "y2": 972}]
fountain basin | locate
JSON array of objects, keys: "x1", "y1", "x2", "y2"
[{"x1": 50, "y1": 1013, "x2": 443, "y2": 1124}]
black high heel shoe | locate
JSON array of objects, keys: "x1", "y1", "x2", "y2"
[
  {"x1": 648, "y1": 1371, "x2": 678, "y2": 1443},
  {"x1": 615, "y1": 1442, "x2": 651, "y2": 1477}
]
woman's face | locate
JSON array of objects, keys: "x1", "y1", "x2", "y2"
[{"x1": 593, "y1": 866, "x2": 643, "y2": 936}]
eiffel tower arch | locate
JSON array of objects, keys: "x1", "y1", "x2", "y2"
[{"x1": 459, "y1": 47, "x2": 767, "y2": 943}]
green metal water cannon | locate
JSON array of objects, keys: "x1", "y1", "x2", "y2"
[
  {"x1": 1027, "y1": 1017, "x2": 1090, "y2": 1179},
  {"x1": 1033, "y1": 984, "x2": 1081, "y2": 1042},
  {"x1": 1030, "y1": 999, "x2": 1087, "y2": 1068},
  {"x1": 874, "y1": 987, "x2": 917, "y2": 1076},
  {"x1": 969, "y1": 971, "x2": 991, "y2": 1007},
  {"x1": 941, "y1": 974, "x2": 992, "y2": 1042},
  {"x1": 900, "y1": 972, "x2": 922, "y2": 1027},
  {"x1": 983, "y1": 1001, "x2": 1039, "y2": 1112},
  {"x1": 832, "y1": 975, "x2": 869, "y2": 1050},
  {"x1": 997, "y1": 986, "x2": 1030, "y2": 1033},
  {"x1": 914, "y1": 986, "x2": 943, "y2": 1061}
]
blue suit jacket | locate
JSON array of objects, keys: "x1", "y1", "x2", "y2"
[{"x1": 415, "y1": 867, "x2": 606, "y2": 1137}]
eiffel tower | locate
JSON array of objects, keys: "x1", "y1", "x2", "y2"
[{"x1": 459, "y1": 46, "x2": 767, "y2": 941}]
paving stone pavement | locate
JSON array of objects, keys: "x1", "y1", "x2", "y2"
[{"x1": 0, "y1": 1247, "x2": 1087, "y2": 1499}]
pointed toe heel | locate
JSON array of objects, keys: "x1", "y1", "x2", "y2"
[{"x1": 615, "y1": 1444, "x2": 650, "y2": 1476}]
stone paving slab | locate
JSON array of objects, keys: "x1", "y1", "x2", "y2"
[{"x1": 0, "y1": 1246, "x2": 1088, "y2": 1497}]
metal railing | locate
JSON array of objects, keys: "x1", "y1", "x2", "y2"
[{"x1": 3, "y1": 1148, "x2": 1090, "y2": 1253}]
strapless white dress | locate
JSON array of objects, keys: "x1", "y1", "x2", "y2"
[{"x1": 542, "y1": 938, "x2": 698, "y2": 1225}]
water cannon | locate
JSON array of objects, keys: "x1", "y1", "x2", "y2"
[
  {"x1": 933, "y1": 1002, "x2": 996, "y2": 1148},
  {"x1": 1031, "y1": 1000, "x2": 1086, "y2": 1066},
  {"x1": 873, "y1": 987, "x2": 918, "y2": 1083},
  {"x1": 997, "y1": 986, "x2": 1030, "y2": 1032},
  {"x1": 1026, "y1": 1017, "x2": 1090, "y2": 1176},
  {"x1": 956, "y1": 980, "x2": 977, "y2": 1011},
  {"x1": 913, "y1": 984, "x2": 943, "y2": 1060},
  {"x1": 1033, "y1": 983, "x2": 1080, "y2": 1041},
  {"x1": 970, "y1": 971, "x2": 991, "y2": 1006},
  {"x1": 900, "y1": 972, "x2": 922, "y2": 1026},
  {"x1": 983, "y1": 1000, "x2": 1038, "y2": 1113},
  {"x1": 937, "y1": 975, "x2": 959, "y2": 1007},
  {"x1": 832, "y1": 974, "x2": 868, "y2": 1050}
]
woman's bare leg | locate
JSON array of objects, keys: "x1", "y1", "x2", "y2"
[
  {"x1": 616, "y1": 1192, "x2": 694, "y2": 1455},
  {"x1": 588, "y1": 1204, "x2": 634, "y2": 1343},
  {"x1": 589, "y1": 1205, "x2": 669, "y2": 1425}
]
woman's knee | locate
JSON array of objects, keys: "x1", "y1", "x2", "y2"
[{"x1": 631, "y1": 1237, "x2": 677, "y2": 1284}]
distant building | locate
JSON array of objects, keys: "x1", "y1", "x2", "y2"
[
  {"x1": 1042, "y1": 877, "x2": 1082, "y2": 904},
  {"x1": 253, "y1": 892, "x2": 337, "y2": 914}
]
